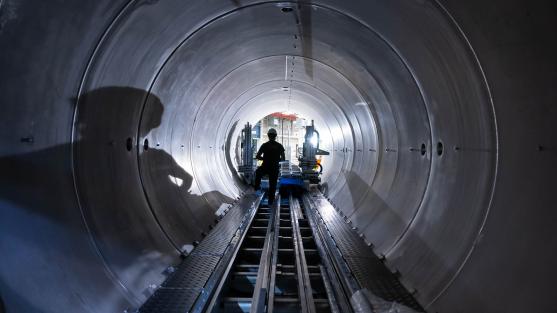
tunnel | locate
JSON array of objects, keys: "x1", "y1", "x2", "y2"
[{"x1": 0, "y1": 0, "x2": 556, "y2": 312}]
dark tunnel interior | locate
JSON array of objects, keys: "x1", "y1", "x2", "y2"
[{"x1": 0, "y1": 0, "x2": 556, "y2": 312}]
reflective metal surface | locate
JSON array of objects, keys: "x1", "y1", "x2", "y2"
[{"x1": 0, "y1": 0, "x2": 555, "y2": 312}]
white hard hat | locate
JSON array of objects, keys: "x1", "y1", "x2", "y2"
[{"x1": 268, "y1": 128, "x2": 277, "y2": 135}]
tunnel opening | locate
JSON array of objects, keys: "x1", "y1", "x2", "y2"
[{"x1": 232, "y1": 112, "x2": 332, "y2": 184}]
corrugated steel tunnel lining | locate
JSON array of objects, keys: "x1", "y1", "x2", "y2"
[{"x1": 0, "y1": 0, "x2": 555, "y2": 312}]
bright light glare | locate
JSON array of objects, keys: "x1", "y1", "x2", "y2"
[
  {"x1": 320, "y1": 201, "x2": 336, "y2": 222},
  {"x1": 169, "y1": 175, "x2": 183, "y2": 187},
  {"x1": 310, "y1": 133, "x2": 318, "y2": 147}
]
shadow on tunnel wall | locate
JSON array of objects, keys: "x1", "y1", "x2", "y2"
[
  {"x1": 76, "y1": 86, "x2": 234, "y2": 252},
  {"x1": 224, "y1": 120, "x2": 246, "y2": 187},
  {"x1": 342, "y1": 170, "x2": 451, "y2": 305},
  {"x1": 0, "y1": 86, "x2": 233, "y2": 312},
  {"x1": 0, "y1": 90, "x2": 140, "y2": 310}
]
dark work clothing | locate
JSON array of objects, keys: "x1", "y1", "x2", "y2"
[
  {"x1": 254, "y1": 140, "x2": 285, "y2": 204},
  {"x1": 256, "y1": 140, "x2": 285, "y2": 168},
  {"x1": 255, "y1": 166, "x2": 279, "y2": 204}
]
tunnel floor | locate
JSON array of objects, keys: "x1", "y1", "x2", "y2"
[{"x1": 139, "y1": 189, "x2": 423, "y2": 313}]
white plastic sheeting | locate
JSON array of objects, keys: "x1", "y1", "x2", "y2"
[{"x1": 351, "y1": 289, "x2": 420, "y2": 313}]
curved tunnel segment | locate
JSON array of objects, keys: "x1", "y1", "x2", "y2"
[{"x1": 0, "y1": 1, "x2": 555, "y2": 313}]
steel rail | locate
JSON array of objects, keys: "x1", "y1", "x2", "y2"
[
  {"x1": 290, "y1": 194, "x2": 316, "y2": 313},
  {"x1": 250, "y1": 195, "x2": 279, "y2": 313}
]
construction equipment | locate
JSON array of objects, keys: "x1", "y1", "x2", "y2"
[
  {"x1": 298, "y1": 120, "x2": 329, "y2": 184},
  {"x1": 239, "y1": 122, "x2": 256, "y2": 183}
]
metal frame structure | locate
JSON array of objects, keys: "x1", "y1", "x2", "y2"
[
  {"x1": 297, "y1": 120, "x2": 329, "y2": 184},
  {"x1": 239, "y1": 122, "x2": 256, "y2": 183},
  {"x1": 140, "y1": 190, "x2": 423, "y2": 313}
]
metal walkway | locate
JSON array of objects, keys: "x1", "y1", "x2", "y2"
[
  {"x1": 139, "y1": 193, "x2": 263, "y2": 313},
  {"x1": 139, "y1": 191, "x2": 424, "y2": 313},
  {"x1": 302, "y1": 191, "x2": 424, "y2": 312}
]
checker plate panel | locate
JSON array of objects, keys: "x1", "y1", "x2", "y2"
[
  {"x1": 308, "y1": 192, "x2": 424, "y2": 312},
  {"x1": 139, "y1": 194, "x2": 260, "y2": 313}
]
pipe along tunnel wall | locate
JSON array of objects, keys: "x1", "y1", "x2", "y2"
[{"x1": 0, "y1": 1, "x2": 555, "y2": 312}]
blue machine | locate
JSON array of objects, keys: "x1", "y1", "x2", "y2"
[
  {"x1": 278, "y1": 161, "x2": 305, "y2": 196},
  {"x1": 242, "y1": 120, "x2": 329, "y2": 198}
]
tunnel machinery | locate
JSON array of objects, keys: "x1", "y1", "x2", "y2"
[
  {"x1": 297, "y1": 120, "x2": 330, "y2": 185},
  {"x1": 140, "y1": 122, "x2": 422, "y2": 313},
  {"x1": 238, "y1": 123, "x2": 256, "y2": 184}
]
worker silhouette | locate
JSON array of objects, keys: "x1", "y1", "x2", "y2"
[{"x1": 253, "y1": 128, "x2": 285, "y2": 204}]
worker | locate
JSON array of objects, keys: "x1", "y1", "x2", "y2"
[{"x1": 254, "y1": 128, "x2": 285, "y2": 204}]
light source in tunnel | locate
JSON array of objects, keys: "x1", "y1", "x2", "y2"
[
  {"x1": 251, "y1": 112, "x2": 308, "y2": 163},
  {"x1": 310, "y1": 132, "x2": 319, "y2": 148}
]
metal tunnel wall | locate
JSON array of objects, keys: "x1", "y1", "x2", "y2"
[{"x1": 0, "y1": 1, "x2": 555, "y2": 313}]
